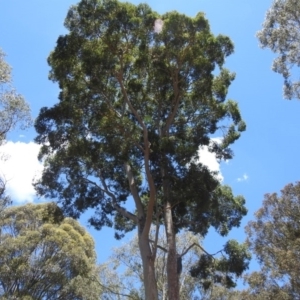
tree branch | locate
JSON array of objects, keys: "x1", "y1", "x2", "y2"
[
  {"x1": 180, "y1": 243, "x2": 215, "y2": 259},
  {"x1": 152, "y1": 213, "x2": 160, "y2": 259},
  {"x1": 115, "y1": 71, "x2": 145, "y2": 131},
  {"x1": 142, "y1": 140, "x2": 157, "y2": 238},
  {"x1": 124, "y1": 163, "x2": 144, "y2": 217},
  {"x1": 116, "y1": 67, "x2": 156, "y2": 239},
  {"x1": 149, "y1": 239, "x2": 168, "y2": 253},
  {"x1": 94, "y1": 277, "x2": 137, "y2": 300},
  {"x1": 163, "y1": 69, "x2": 181, "y2": 135},
  {"x1": 85, "y1": 176, "x2": 138, "y2": 223}
]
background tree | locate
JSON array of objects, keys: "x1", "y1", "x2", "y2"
[
  {"x1": 190, "y1": 239, "x2": 250, "y2": 293},
  {"x1": 0, "y1": 48, "x2": 32, "y2": 143},
  {"x1": 99, "y1": 230, "x2": 248, "y2": 300},
  {"x1": 244, "y1": 182, "x2": 300, "y2": 299},
  {"x1": 34, "y1": 0, "x2": 248, "y2": 298},
  {"x1": 99, "y1": 231, "x2": 204, "y2": 299},
  {"x1": 201, "y1": 286, "x2": 243, "y2": 300},
  {"x1": 0, "y1": 177, "x2": 10, "y2": 216},
  {"x1": 0, "y1": 202, "x2": 101, "y2": 300},
  {"x1": 257, "y1": 0, "x2": 300, "y2": 99},
  {"x1": 0, "y1": 48, "x2": 32, "y2": 212}
]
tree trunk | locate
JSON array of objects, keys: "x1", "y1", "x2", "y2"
[
  {"x1": 161, "y1": 159, "x2": 180, "y2": 300},
  {"x1": 165, "y1": 200, "x2": 180, "y2": 300},
  {"x1": 124, "y1": 143, "x2": 159, "y2": 300},
  {"x1": 138, "y1": 231, "x2": 159, "y2": 300}
]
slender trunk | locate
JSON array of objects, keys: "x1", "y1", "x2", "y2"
[
  {"x1": 138, "y1": 229, "x2": 159, "y2": 300},
  {"x1": 124, "y1": 140, "x2": 159, "y2": 299},
  {"x1": 162, "y1": 164, "x2": 180, "y2": 300},
  {"x1": 165, "y1": 200, "x2": 180, "y2": 300}
]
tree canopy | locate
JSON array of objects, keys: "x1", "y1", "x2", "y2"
[
  {"x1": 244, "y1": 182, "x2": 300, "y2": 299},
  {"x1": 0, "y1": 48, "x2": 32, "y2": 144},
  {"x1": 34, "y1": 0, "x2": 247, "y2": 298},
  {"x1": 0, "y1": 47, "x2": 32, "y2": 212},
  {"x1": 0, "y1": 202, "x2": 101, "y2": 300},
  {"x1": 257, "y1": 0, "x2": 300, "y2": 99}
]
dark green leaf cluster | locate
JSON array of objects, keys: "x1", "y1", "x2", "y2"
[
  {"x1": 171, "y1": 176, "x2": 247, "y2": 236},
  {"x1": 190, "y1": 240, "x2": 250, "y2": 290}
]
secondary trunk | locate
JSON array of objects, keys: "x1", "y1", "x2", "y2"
[
  {"x1": 165, "y1": 200, "x2": 180, "y2": 299},
  {"x1": 161, "y1": 160, "x2": 180, "y2": 299},
  {"x1": 138, "y1": 227, "x2": 159, "y2": 300}
]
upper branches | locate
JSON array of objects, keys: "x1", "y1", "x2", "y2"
[{"x1": 34, "y1": 0, "x2": 246, "y2": 240}]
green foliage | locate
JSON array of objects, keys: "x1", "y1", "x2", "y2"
[
  {"x1": 0, "y1": 48, "x2": 32, "y2": 212},
  {"x1": 0, "y1": 48, "x2": 32, "y2": 144},
  {"x1": 35, "y1": 0, "x2": 246, "y2": 237},
  {"x1": 34, "y1": 0, "x2": 248, "y2": 296},
  {"x1": 99, "y1": 231, "x2": 205, "y2": 299},
  {"x1": 190, "y1": 240, "x2": 250, "y2": 290},
  {"x1": 257, "y1": 0, "x2": 300, "y2": 99},
  {"x1": 202, "y1": 286, "x2": 243, "y2": 300},
  {"x1": 0, "y1": 202, "x2": 101, "y2": 299},
  {"x1": 244, "y1": 182, "x2": 300, "y2": 299}
]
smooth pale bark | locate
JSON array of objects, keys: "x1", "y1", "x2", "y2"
[
  {"x1": 139, "y1": 232, "x2": 159, "y2": 300},
  {"x1": 121, "y1": 70, "x2": 160, "y2": 299},
  {"x1": 162, "y1": 168, "x2": 180, "y2": 300},
  {"x1": 165, "y1": 200, "x2": 180, "y2": 300},
  {"x1": 123, "y1": 172, "x2": 159, "y2": 300}
]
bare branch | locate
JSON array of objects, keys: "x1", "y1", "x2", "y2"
[
  {"x1": 94, "y1": 276, "x2": 138, "y2": 300},
  {"x1": 115, "y1": 71, "x2": 145, "y2": 131},
  {"x1": 149, "y1": 239, "x2": 168, "y2": 253},
  {"x1": 163, "y1": 69, "x2": 181, "y2": 135},
  {"x1": 180, "y1": 243, "x2": 215, "y2": 259},
  {"x1": 142, "y1": 140, "x2": 157, "y2": 237},
  {"x1": 124, "y1": 163, "x2": 144, "y2": 217},
  {"x1": 85, "y1": 176, "x2": 138, "y2": 223}
]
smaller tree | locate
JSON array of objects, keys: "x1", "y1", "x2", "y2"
[
  {"x1": 190, "y1": 239, "x2": 250, "y2": 294},
  {"x1": 0, "y1": 48, "x2": 32, "y2": 212},
  {"x1": 244, "y1": 182, "x2": 300, "y2": 299},
  {"x1": 202, "y1": 285, "x2": 243, "y2": 300},
  {"x1": 0, "y1": 177, "x2": 10, "y2": 215},
  {"x1": 99, "y1": 229, "x2": 249, "y2": 300},
  {"x1": 0, "y1": 48, "x2": 32, "y2": 143},
  {"x1": 99, "y1": 231, "x2": 203, "y2": 299},
  {"x1": 257, "y1": 0, "x2": 300, "y2": 99},
  {"x1": 0, "y1": 202, "x2": 101, "y2": 300}
]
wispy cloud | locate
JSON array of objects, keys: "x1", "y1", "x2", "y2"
[
  {"x1": 0, "y1": 141, "x2": 43, "y2": 202},
  {"x1": 237, "y1": 173, "x2": 248, "y2": 182}
]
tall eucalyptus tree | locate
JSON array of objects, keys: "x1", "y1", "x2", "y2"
[{"x1": 35, "y1": 0, "x2": 248, "y2": 298}]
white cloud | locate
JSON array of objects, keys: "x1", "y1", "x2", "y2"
[
  {"x1": 0, "y1": 139, "x2": 223, "y2": 203},
  {"x1": 0, "y1": 141, "x2": 43, "y2": 203},
  {"x1": 237, "y1": 173, "x2": 248, "y2": 182},
  {"x1": 198, "y1": 138, "x2": 223, "y2": 182},
  {"x1": 198, "y1": 146, "x2": 223, "y2": 182}
]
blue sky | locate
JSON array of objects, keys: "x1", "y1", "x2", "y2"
[{"x1": 1, "y1": 0, "x2": 299, "y2": 285}]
